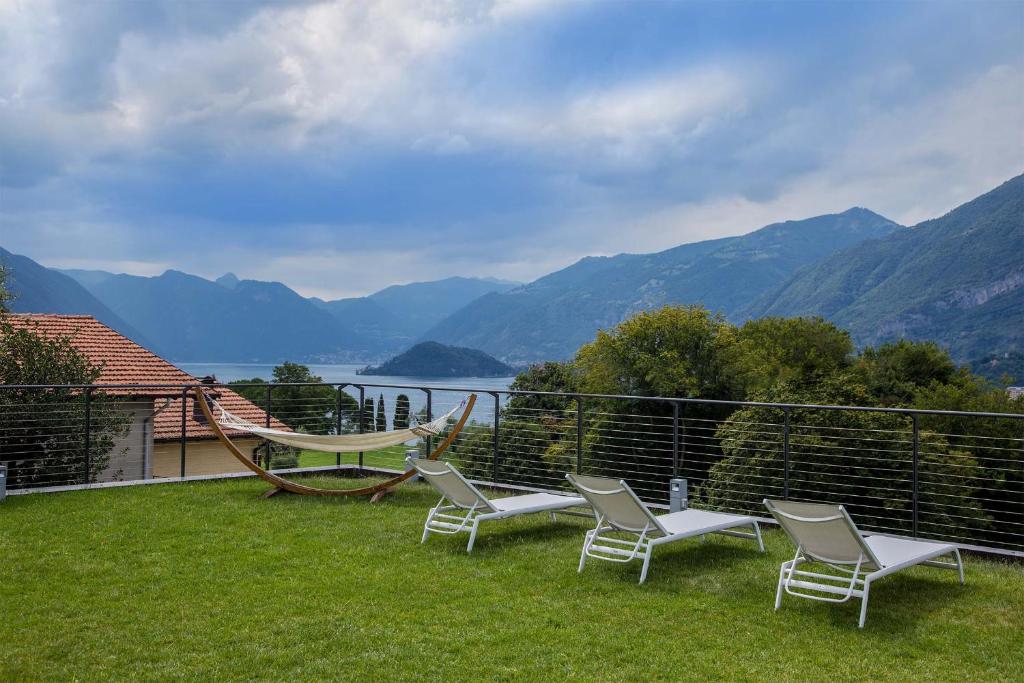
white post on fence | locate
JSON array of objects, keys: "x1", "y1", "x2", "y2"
[{"x1": 669, "y1": 478, "x2": 687, "y2": 512}]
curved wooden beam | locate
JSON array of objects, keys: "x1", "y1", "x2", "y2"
[{"x1": 194, "y1": 388, "x2": 476, "y2": 497}]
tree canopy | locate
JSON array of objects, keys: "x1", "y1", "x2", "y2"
[
  {"x1": 576, "y1": 305, "x2": 738, "y2": 400},
  {"x1": 229, "y1": 362, "x2": 358, "y2": 435}
]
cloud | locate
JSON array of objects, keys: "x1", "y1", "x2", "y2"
[{"x1": 0, "y1": 0, "x2": 1020, "y2": 297}]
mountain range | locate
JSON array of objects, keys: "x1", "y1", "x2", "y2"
[
  {"x1": 309, "y1": 277, "x2": 518, "y2": 352},
  {"x1": 741, "y1": 175, "x2": 1023, "y2": 362},
  {"x1": 42, "y1": 270, "x2": 517, "y2": 362},
  {"x1": 422, "y1": 208, "x2": 903, "y2": 362},
  {"x1": 2, "y1": 174, "x2": 1019, "y2": 369}
]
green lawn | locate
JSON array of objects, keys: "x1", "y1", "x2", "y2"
[
  {"x1": 1, "y1": 475, "x2": 1022, "y2": 681},
  {"x1": 298, "y1": 444, "x2": 411, "y2": 470}
]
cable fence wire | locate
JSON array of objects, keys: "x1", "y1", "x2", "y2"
[{"x1": 1, "y1": 381, "x2": 1021, "y2": 555}]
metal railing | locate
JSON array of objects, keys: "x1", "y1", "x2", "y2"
[{"x1": 1, "y1": 381, "x2": 1022, "y2": 557}]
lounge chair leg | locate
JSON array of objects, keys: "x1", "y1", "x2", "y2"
[
  {"x1": 753, "y1": 521, "x2": 765, "y2": 552},
  {"x1": 422, "y1": 501, "x2": 443, "y2": 544},
  {"x1": 467, "y1": 518, "x2": 481, "y2": 553},
  {"x1": 639, "y1": 547, "x2": 653, "y2": 584},
  {"x1": 550, "y1": 511, "x2": 557, "y2": 523},
  {"x1": 578, "y1": 531, "x2": 593, "y2": 573},
  {"x1": 775, "y1": 562, "x2": 787, "y2": 611},
  {"x1": 421, "y1": 510, "x2": 435, "y2": 544},
  {"x1": 954, "y1": 549, "x2": 965, "y2": 585},
  {"x1": 858, "y1": 579, "x2": 872, "y2": 628}
]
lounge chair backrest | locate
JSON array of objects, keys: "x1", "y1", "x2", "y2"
[
  {"x1": 567, "y1": 474, "x2": 667, "y2": 535},
  {"x1": 407, "y1": 457, "x2": 496, "y2": 512},
  {"x1": 764, "y1": 499, "x2": 881, "y2": 568}
]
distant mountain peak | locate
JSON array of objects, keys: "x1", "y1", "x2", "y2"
[
  {"x1": 840, "y1": 206, "x2": 886, "y2": 218},
  {"x1": 216, "y1": 273, "x2": 240, "y2": 289}
]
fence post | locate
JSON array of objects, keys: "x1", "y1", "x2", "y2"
[
  {"x1": 912, "y1": 413, "x2": 920, "y2": 539},
  {"x1": 680, "y1": 406, "x2": 687, "y2": 479},
  {"x1": 83, "y1": 387, "x2": 93, "y2": 485},
  {"x1": 179, "y1": 387, "x2": 188, "y2": 478},
  {"x1": 782, "y1": 407, "x2": 791, "y2": 500},
  {"x1": 264, "y1": 384, "x2": 273, "y2": 469},
  {"x1": 424, "y1": 389, "x2": 433, "y2": 457},
  {"x1": 576, "y1": 396, "x2": 584, "y2": 474},
  {"x1": 491, "y1": 392, "x2": 501, "y2": 482},
  {"x1": 357, "y1": 385, "x2": 365, "y2": 469},
  {"x1": 335, "y1": 385, "x2": 344, "y2": 468},
  {"x1": 671, "y1": 401, "x2": 680, "y2": 479}
]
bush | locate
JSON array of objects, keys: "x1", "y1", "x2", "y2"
[{"x1": 699, "y1": 377, "x2": 990, "y2": 540}]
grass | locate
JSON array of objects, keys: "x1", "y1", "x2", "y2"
[
  {"x1": 1, "y1": 475, "x2": 1022, "y2": 681},
  {"x1": 298, "y1": 445, "x2": 410, "y2": 470}
]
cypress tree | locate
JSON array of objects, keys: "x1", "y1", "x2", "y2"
[
  {"x1": 376, "y1": 393, "x2": 387, "y2": 432},
  {"x1": 394, "y1": 394, "x2": 411, "y2": 429},
  {"x1": 363, "y1": 398, "x2": 375, "y2": 432}
]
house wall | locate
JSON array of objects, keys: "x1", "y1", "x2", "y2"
[
  {"x1": 151, "y1": 438, "x2": 262, "y2": 478},
  {"x1": 94, "y1": 400, "x2": 152, "y2": 483}
]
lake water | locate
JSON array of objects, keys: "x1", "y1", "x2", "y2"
[{"x1": 177, "y1": 362, "x2": 515, "y2": 425}]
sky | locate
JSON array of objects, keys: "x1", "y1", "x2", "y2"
[{"x1": 1, "y1": 0, "x2": 1022, "y2": 299}]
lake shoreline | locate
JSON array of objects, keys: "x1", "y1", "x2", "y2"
[{"x1": 178, "y1": 362, "x2": 514, "y2": 426}]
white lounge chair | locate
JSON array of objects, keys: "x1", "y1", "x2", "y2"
[
  {"x1": 407, "y1": 457, "x2": 589, "y2": 553},
  {"x1": 764, "y1": 499, "x2": 965, "y2": 627},
  {"x1": 566, "y1": 474, "x2": 764, "y2": 584}
]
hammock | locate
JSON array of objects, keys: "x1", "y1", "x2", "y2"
[
  {"x1": 194, "y1": 389, "x2": 477, "y2": 498},
  {"x1": 214, "y1": 399, "x2": 464, "y2": 453}
]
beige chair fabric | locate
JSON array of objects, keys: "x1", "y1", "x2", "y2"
[
  {"x1": 567, "y1": 473, "x2": 764, "y2": 583},
  {"x1": 764, "y1": 498, "x2": 964, "y2": 627},
  {"x1": 409, "y1": 457, "x2": 588, "y2": 553}
]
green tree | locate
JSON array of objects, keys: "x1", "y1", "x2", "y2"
[
  {"x1": 911, "y1": 376, "x2": 1023, "y2": 548},
  {"x1": 394, "y1": 394, "x2": 411, "y2": 429},
  {"x1": 731, "y1": 317, "x2": 853, "y2": 396},
  {"x1": 0, "y1": 319, "x2": 130, "y2": 488},
  {"x1": 494, "y1": 361, "x2": 581, "y2": 481},
  {"x1": 450, "y1": 418, "x2": 574, "y2": 489},
  {"x1": 853, "y1": 340, "x2": 962, "y2": 406},
  {"x1": 507, "y1": 361, "x2": 578, "y2": 413},
  {"x1": 699, "y1": 375, "x2": 989, "y2": 539},
  {"x1": 576, "y1": 305, "x2": 738, "y2": 400},
  {"x1": 574, "y1": 306, "x2": 739, "y2": 484},
  {"x1": 0, "y1": 262, "x2": 12, "y2": 313},
  {"x1": 229, "y1": 362, "x2": 358, "y2": 435},
  {"x1": 363, "y1": 398, "x2": 375, "y2": 432},
  {"x1": 376, "y1": 393, "x2": 387, "y2": 432}
]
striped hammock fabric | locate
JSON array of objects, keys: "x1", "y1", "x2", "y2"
[{"x1": 214, "y1": 400, "x2": 464, "y2": 453}]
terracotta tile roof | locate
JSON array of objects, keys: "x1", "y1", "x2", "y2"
[
  {"x1": 3, "y1": 314, "x2": 191, "y2": 395},
  {"x1": 3, "y1": 314, "x2": 288, "y2": 441}
]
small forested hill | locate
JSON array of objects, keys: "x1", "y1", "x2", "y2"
[
  {"x1": 422, "y1": 208, "x2": 901, "y2": 363},
  {"x1": 1, "y1": 248, "x2": 153, "y2": 348},
  {"x1": 84, "y1": 270, "x2": 371, "y2": 362},
  {"x1": 359, "y1": 341, "x2": 516, "y2": 377},
  {"x1": 745, "y1": 174, "x2": 1024, "y2": 363}
]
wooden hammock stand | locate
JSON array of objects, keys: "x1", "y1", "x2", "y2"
[{"x1": 194, "y1": 388, "x2": 476, "y2": 498}]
